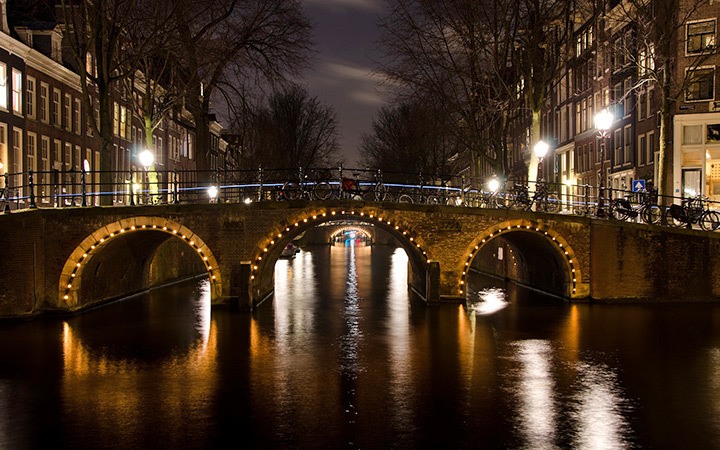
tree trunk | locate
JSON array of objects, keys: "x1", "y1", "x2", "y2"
[
  {"x1": 658, "y1": 60, "x2": 674, "y2": 204},
  {"x1": 527, "y1": 109, "x2": 541, "y2": 184},
  {"x1": 144, "y1": 115, "x2": 159, "y2": 201},
  {"x1": 98, "y1": 84, "x2": 114, "y2": 206}
]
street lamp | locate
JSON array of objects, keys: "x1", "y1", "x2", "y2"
[
  {"x1": 533, "y1": 140, "x2": 550, "y2": 183},
  {"x1": 138, "y1": 149, "x2": 154, "y2": 204},
  {"x1": 594, "y1": 109, "x2": 613, "y2": 217},
  {"x1": 488, "y1": 175, "x2": 500, "y2": 193},
  {"x1": 207, "y1": 185, "x2": 219, "y2": 203}
]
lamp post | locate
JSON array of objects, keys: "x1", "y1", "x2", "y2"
[
  {"x1": 593, "y1": 109, "x2": 613, "y2": 218},
  {"x1": 138, "y1": 149, "x2": 154, "y2": 204},
  {"x1": 533, "y1": 140, "x2": 549, "y2": 183}
]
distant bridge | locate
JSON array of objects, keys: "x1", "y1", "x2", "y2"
[{"x1": 1, "y1": 199, "x2": 719, "y2": 319}]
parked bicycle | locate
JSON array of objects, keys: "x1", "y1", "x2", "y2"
[
  {"x1": 508, "y1": 181, "x2": 560, "y2": 213},
  {"x1": 663, "y1": 194, "x2": 720, "y2": 230},
  {"x1": 610, "y1": 188, "x2": 662, "y2": 225},
  {"x1": 280, "y1": 168, "x2": 333, "y2": 201},
  {"x1": 340, "y1": 170, "x2": 388, "y2": 201}
]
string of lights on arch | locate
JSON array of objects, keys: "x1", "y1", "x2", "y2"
[
  {"x1": 250, "y1": 209, "x2": 430, "y2": 282},
  {"x1": 61, "y1": 222, "x2": 220, "y2": 303},
  {"x1": 459, "y1": 222, "x2": 579, "y2": 296}
]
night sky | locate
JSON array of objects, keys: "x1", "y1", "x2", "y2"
[{"x1": 302, "y1": 0, "x2": 388, "y2": 167}]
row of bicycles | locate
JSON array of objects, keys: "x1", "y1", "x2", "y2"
[{"x1": 264, "y1": 167, "x2": 720, "y2": 231}]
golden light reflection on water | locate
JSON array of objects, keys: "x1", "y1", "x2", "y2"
[
  {"x1": 61, "y1": 281, "x2": 218, "y2": 442},
  {"x1": 386, "y1": 247, "x2": 414, "y2": 430}
]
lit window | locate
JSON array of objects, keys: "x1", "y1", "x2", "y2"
[
  {"x1": 0, "y1": 64, "x2": 7, "y2": 110},
  {"x1": 11, "y1": 69, "x2": 21, "y2": 114},
  {"x1": 687, "y1": 20, "x2": 716, "y2": 54}
]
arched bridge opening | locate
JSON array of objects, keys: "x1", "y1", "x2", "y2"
[
  {"x1": 58, "y1": 217, "x2": 222, "y2": 311},
  {"x1": 462, "y1": 221, "x2": 582, "y2": 300},
  {"x1": 249, "y1": 208, "x2": 431, "y2": 306}
]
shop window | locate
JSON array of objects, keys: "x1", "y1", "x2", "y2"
[{"x1": 683, "y1": 124, "x2": 704, "y2": 144}]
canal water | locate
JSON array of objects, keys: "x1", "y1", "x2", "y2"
[{"x1": 1, "y1": 242, "x2": 720, "y2": 449}]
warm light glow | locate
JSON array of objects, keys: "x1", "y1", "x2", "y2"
[
  {"x1": 564, "y1": 178, "x2": 575, "y2": 187},
  {"x1": 138, "y1": 149, "x2": 154, "y2": 168},
  {"x1": 244, "y1": 198, "x2": 252, "y2": 204},
  {"x1": 534, "y1": 140, "x2": 550, "y2": 159},
  {"x1": 488, "y1": 177, "x2": 500, "y2": 192},
  {"x1": 207, "y1": 186, "x2": 219, "y2": 199},
  {"x1": 83, "y1": 159, "x2": 90, "y2": 172},
  {"x1": 594, "y1": 108, "x2": 613, "y2": 131}
]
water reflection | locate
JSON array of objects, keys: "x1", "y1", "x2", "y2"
[
  {"x1": 511, "y1": 340, "x2": 558, "y2": 448},
  {"x1": 570, "y1": 361, "x2": 631, "y2": 449},
  {"x1": 59, "y1": 280, "x2": 218, "y2": 448},
  {"x1": 467, "y1": 287, "x2": 509, "y2": 316},
  {"x1": 4, "y1": 246, "x2": 720, "y2": 447}
]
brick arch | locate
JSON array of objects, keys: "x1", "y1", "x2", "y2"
[
  {"x1": 58, "y1": 216, "x2": 222, "y2": 309},
  {"x1": 248, "y1": 206, "x2": 431, "y2": 305},
  {"x1": 459, "y1": 219, "x2": 585, "y2": 299}
]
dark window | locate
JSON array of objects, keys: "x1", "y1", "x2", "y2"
[{"x1": 686, "y1": 68, "x2": 715, "y2": 101}]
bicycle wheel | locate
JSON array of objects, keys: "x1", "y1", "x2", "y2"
[
  {"x1": 313, "y1": 181, "x2": 334, "y2": 200},
  {"x1": 544, "y1": 193, "x2": 560, "y2": 213},
  {"x1": 640, "y1": 205, "x2": 662, "y2": 225},
  {"x1": 701, "y1": 210, "x2": 720, "y2": 231},
  {"x1": 373, "y1": 183, "x2": 388, "y2": 201},
  {"x1": 610, "y1": 201, "x2": 629, "y2": 221},
  {"x1": 397, "y1": 193, "x2": 414, "y2": 203},
  {"x1": 282, "y1": 182, "x2": 300, "y2": 200},
  {"x1": 663, "y1": 207, "x2": 684, "y2": 227}
]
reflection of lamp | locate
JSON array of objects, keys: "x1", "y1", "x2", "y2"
[{"x1": 594, "y1": 109, "x2": 613, "y2": 217}]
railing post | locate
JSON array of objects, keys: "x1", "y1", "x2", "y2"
[
  {"x1": 257, "y1": 167, "x2": 263, "y2": 201},
  {"x1": 2, "y1": 173, "x2": 9, "y2": 213},
  {"x1": 53, "y1": 169, "x2": 61, "y2": 207},
  {"x1": 129, "y1": 169, "x2": 135, "y2": 206},
  {"x1": 173, "y1": 169, "x2": 179, "y2": 204},
  {"x1": 584, "y1": 184, "x2": 590, "y2": 216},
  {"x1": 28, "y1": 170, "x2": 37, "y2": 209},
  {"x1": 81, "y1": 166, "x2": 87, "y2": 207}
]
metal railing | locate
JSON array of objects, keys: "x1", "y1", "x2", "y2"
[{"x1": 1, "y1": 166, "x2": 719, "y2": 230}]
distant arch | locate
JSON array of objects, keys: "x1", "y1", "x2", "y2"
[{"x1": 249, "y1": 206, "x2": 431, "y2": 305}]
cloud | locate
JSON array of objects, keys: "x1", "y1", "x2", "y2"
[{"x1": 309, "y1": 61, "x2": 385, "y2": 105}]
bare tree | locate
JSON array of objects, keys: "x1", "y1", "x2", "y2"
[
  {"x1": 58, "y1": 0, "x2": 143, "y2": 204},
  {"x1": 240, "y1": 85, "x2": 340, "y2": 170},
  {"x1": 607, "y1": 0, "x2": 717, "y2": 199},
  {"x1": 359, "y1": 101, "x2": 461, "y2": 181},
  {"x1": 377, "y1": 0, "x2": 571, "y2": 181},
  {"x1": 170, "y1": 0, "x2": 314, "y2": 181}
]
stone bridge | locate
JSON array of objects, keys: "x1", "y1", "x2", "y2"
[{"x1": 1, "y1": 200, "x2": 720, "y2": 318}]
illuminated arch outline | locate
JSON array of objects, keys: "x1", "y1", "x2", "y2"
[
  {"x1": 59, "y1": 217, "x2": 222, "y2": 308},
  {"x1": 460, "y1": 220, "x2": 582, "y2": 298},
  {"x1": 329, "y1": 226, "x2": 373, "y2": 241},
  {"x1": 249, "y1": 208, "x2": 430, "y2": 283}
]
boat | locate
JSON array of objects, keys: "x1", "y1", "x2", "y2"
[{"x1": 280, "y1": 243, "x2": 299, "y2": 258}]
